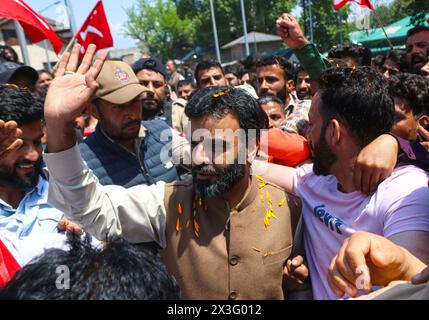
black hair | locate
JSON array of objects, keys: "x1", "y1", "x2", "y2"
[
  {"x1": 195, "y1": 60, "x2": 224, "y2": 86},
  {"x1": 38, "y1": 69, "x2": 54, "y2": 79},
  {"x1": 241, "y1": 53, "x2": 264, "y2": 72},
  {"x1": 255, "y1": 55, "x2": 297, "y2": 81},
  {"x1": 328, "y1": 43, "x2": 372, "y2": 66},
  {"x1": 385, "y1": 50, "x2": 407, "y2": 71},
  {"x1": 389, "y1": 73, "x2": 429, "y2": 117},
  {"x1": 224, "y1": 64, "x2": 243, "y2": 78},
  {"x1": 294, "y1": 65, "x2": 309, "y2": 82},
  {"x1": 0, "y1": 45, "x2": 19, "y2": 63},
  {"x1": 166, "y1": 59, "x2": 176, "y2": 67},
  {"x1": 258, "y1": 95, "x2": 286, "y2": 111},
  {"x1": 0, "y1": 236, "x2": 180, "y2": 300},
  {"x1": 185, "y1": 86, "x2": 268, "y2": 141},
  {"x1": 406, "y1": 26, "x2": 429, "y2": 42},
  {"x1": 318, "y1": 66, "x2": 394, "y2": 147},
  {"x1": 372, "y1": 54, "x2": 386, "y2": 69},
  {"x1": 0, "y1": 86, "x2": 43, "y2": 125},
  {"x1": 177, "y1": 79, "x2": 194, "y2": 89}
]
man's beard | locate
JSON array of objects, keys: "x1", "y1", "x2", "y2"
[
  {"x1": 0, "y1": 159, "x2": 41, "y2": 190},
  {"x1": 277, "y1": 87, "x2": 287, "y2": 104},
  {"x1": 312, "y1": 126, "x2": 337, "y2": 176},
  {"x1": 297, "y1": 88, "x2": 311, "y2": 100},
  {"x1": 101, "y1": 119, "x2": 140, "y2": 141},
  {"x1": 408, "y1": 54, "x2": 427, "y2": 74},
  {"x1": 141, "y1": 99, "x2": 163, "y2": 119},
  {"x1": 192, "y1": 162, "x2": 246, "y2": 198},
  {"x1": 259, "y1": 87, "x2": 287, "y2": 104}
]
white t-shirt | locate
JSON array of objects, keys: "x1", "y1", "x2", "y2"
[
  {"x1": 293, "y1": 164, "x2": 429, "y2": 300},
  {"x1": 0, "y1": 232, "x2": 101, "y2": 266}
]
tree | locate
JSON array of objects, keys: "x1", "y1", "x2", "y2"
[
  {"x1": 174, "y1": 0, "x2": 297, "y2": 49},
  {"x1": 369, "y1": 0, "x2": 429, "y2": 26},
  {"x1": 300, "y1": 0, "x2": 352, "y2": 52},
  {"x1": 124, "y1": 0, "x2": 195, "y2": 61}
]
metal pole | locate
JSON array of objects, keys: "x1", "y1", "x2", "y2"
[
  {"x1": 64, "y1": 0, "x2": 78, "y2": 35},
  {"x1": 308, "y1": 0, "x2": 314, "y2": 43},
  {"x1": 240, "y1": 0, "x2": 250, "y2": 57},
  {"x1": 13, "y1": 20, "x2": 30, "y2": 65},
  {"x1": 39, "y1": 1, "x2": 62, "y2": 70},
  {"x1": 209, "y1": 0, "x2": 221, "y2": 63},
  {"x1": 253, "y1": 28, "x2": 257, "y2": 53},
  {"x1": 43, "y1": 40, "x2": 52, "y2": 71}
]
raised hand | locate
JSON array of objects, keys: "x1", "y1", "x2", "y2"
[
  {"x1": 45, "y1": 44, "x2": 107, "y2": 123},
  {"x1": 0, "y1": 120, "x2": 23, "y2": 159},
  {"x1": 44, "y1": 44, "x2": 107, "y2": 152},
  {"x1": 276, "y1": 13, "x2": 309, "y2": 50}
]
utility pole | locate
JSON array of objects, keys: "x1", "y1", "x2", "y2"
[
  {"x1": 240, "y1": 0, "x2": 250, "y2": 57},
  {"x1": 14, "y1": 20, "x2": 30, "y2": 65},
  {"x1": 39, "y1": 1, "x2": 62, "y2": 71},
  {"x1": 209, "y1": 0, "x2": 221, "y2": 63},
  {"x1": 64, "y1": 0, "x2": 78, "y2": 35},
  {"x1": 308, "y1": 0, "x2": 314, "y2": 43}
]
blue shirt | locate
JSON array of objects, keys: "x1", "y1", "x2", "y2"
[{"x1": 0, "y1": 176, "x2": 63, "y2": 239}]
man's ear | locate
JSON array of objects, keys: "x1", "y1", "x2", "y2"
[
  {"x1": 247, "y1": 138, "x2": 260, "y2": 164},
  {"x1": 326, "y1": 119, "x2": 341, "y2": 148},
  {"x1": 287, "y1": 80, "x2": 295, "y2": 93},
  {"x1": 418, "y1": 115, "x2": 429, "y2": 127},
  {"x1": 88, "y1": 103, "x2": 100, "y2": 120}
]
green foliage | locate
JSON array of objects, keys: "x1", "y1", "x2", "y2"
[
  {"x1": 125, "y1": 0, "x2": 298, "y2": 60},
  {"x1": 124, "y1": 0, "x2": 195, "y2": 61},
  {"x1": 370, "y1": 0, "x2": 429, "y2": 26},
  {"x1": 300, "y1": 0, "x2": 352, "y2": 52},
  {"x1": 174, "y1": 0, "x2": 298, "y2": 49}
]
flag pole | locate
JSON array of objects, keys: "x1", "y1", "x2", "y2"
[
  {"x1": 55, "y1": 0, "x2": 101, "y2": 70},
  {"x1": 372, "y1": 8, "x2": 394, "y2": 50},
  {"x1": 13, "y1": 20, "x2": 31, "y2": 65},
  {"x1": 52, "y1": 36, "x2": 76, "y2": 71}
]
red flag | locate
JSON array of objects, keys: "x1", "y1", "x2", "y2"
[
  {"x1": 0, "y1": 239, "x2": 21, "y2": 287},
  {"x1": 333, "y1": 0, "x2": 374, "y2": 10},
  {"x1": 0, "y1": 0, "x2": 63, "y2": 54},
  {"x1": 75, "y1": 1, "x2": 113, "y2": 56}
]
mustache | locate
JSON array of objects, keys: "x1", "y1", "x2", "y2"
[
  {"x1": 121, "y1": 120, "x2": 140, "y2": 129},
  {"x1": 15, "y1": 160, "x2": 38, "y2": 167},
  {"x1": 192, "y1": 164, "x2": 219, "y2": 175}
]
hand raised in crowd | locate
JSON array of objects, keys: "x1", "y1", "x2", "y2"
[
  {"x1": 283, "y1": 255, "x2": 310, "y2": 291},
  {"x1": 45, "y1": 43, "x2": 107, "y2": 123},
  {"x1": 44, "y1": 43, "x2": 107, "y2": 152},
  {"x1": 353, "y1": 134, "x2": 398, "y2": 195},
  {"x1": 0, "y1": 120, "x2": 23, "y2": 159},
  {"x1": 327, "y1": 231, "x2": 427, "y2": 298},
  {"x1": 276, "y1": 13, "x2": 309, "y2": 50}
]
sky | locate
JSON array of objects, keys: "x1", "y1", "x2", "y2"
[{"x1": 26, "y1": 0, "x2": 138, "y2": 49}]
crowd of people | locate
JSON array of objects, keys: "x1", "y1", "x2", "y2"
[{"x1": 0, "y1": 12, "x2": 429, "y2": 300}]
